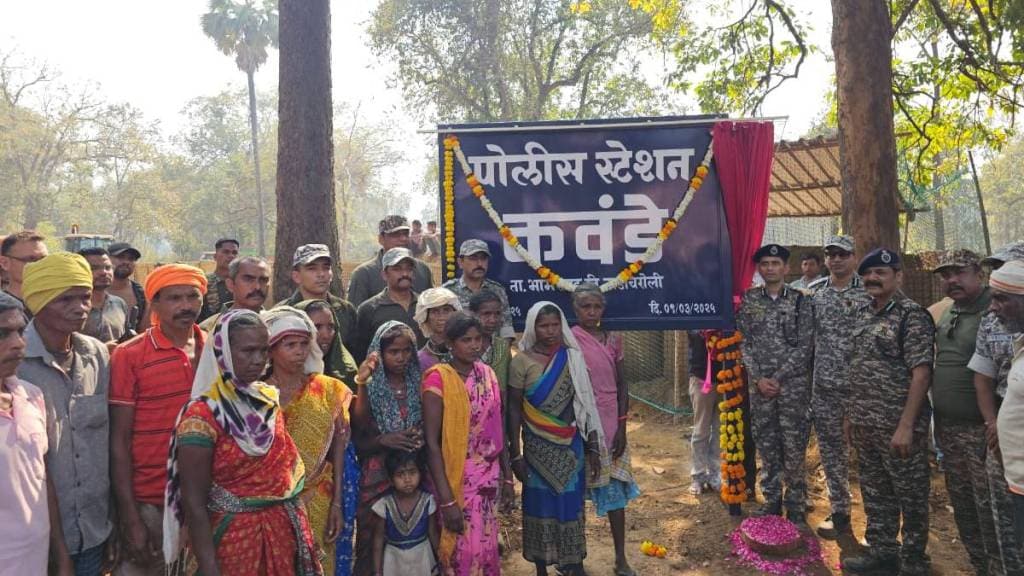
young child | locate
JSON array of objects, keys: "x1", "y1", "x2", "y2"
[{"x1": 372, "y1": 449, "x2": 440, "y2": 576}]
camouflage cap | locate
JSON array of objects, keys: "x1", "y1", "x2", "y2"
[
  {"x1": 458, "y1": 238, "x2": 490, "y2": 257},
  {"x1": 382, "y1": 247, "x2": 415, "y2": 268},
  {"x1": 292, "y1": 243, "x2": 332, "y2": 268},
  {"x1": 982, "y1": 240, "x2": 1024, "y2": 267},
  {"x1": 930, "y1": 248, "x2": 981, "y2": 273},
  {"x1": 823, "y1": 235, "x2": 854, "y2": 253},
  {"x1": 379, "y1": 215, "x2": 411, "y2": 235}
]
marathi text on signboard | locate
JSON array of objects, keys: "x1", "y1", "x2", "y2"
[{"x1": 438, "y1": 117, "x2": 734, "y2": 331}]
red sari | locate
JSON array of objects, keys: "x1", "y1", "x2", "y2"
[{"x1": 177, "y1": 401, "x2": 320, "y2": 575}]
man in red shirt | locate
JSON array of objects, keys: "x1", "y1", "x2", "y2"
[{"x1": 109, "y1": 264, "x2": 208, "y2": 575}]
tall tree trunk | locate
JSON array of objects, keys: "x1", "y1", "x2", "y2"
[
  {"x1": 930, "y1": 40, "x2": 945, "y2": 251},
  {"x1": 832, "y1": 0, "x2": 900, "y2": 255},
  {"x1": 247, "y1": 70, "x2": 266, "y2": 258},
  {"x1": 275, "y1": 0, "x2": 339, "y2": 301}
]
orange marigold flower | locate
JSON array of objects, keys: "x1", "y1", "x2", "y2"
[
  {"x1": 466, "y1": 174, "x2": 479, "y2": 188},
  {"x1": 537, "y1": 267, "x2": 551, "y2": 279},
  {"x1": 691, "y1": 176, "x2": 704, "y2": 189},
  {"x1": 696, "y1": 165, "x2": 709, "y2": 179},
  {"x1": 472, "y1": 185, "x2": 485, "y2": 198},
  {"x1": 548, "y1": 273, "x2": 561, "y2": 286}
]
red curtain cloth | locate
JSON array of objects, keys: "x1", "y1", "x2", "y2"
[{"x1": 712, "y1": 121, "x2": 775, "y2": 301}]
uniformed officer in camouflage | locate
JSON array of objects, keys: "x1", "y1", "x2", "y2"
[
  {"x1": 932, "y1": 249, "x2": 1006, "y2": 575},
  {"x1": 844, "y1": 248, "x2": 935, "y2": 575},
  {"x1": 736, "y1": 243, "x2": 814, "y2": 523},
  {"x1": 808, "y1": 235, "x2": 869, "y2": 538},
  {"x1": 971, "y1": 241, "x2": 1024, "y2": 575},
  {"x1": 199, "y1": 238, "x2": 239, "y2": 322}
]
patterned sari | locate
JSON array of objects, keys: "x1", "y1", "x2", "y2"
[
  {"x1": 176, "y1": 402, "x2": 320, "y2": 575},
  {"x1": 164, "y1": 308, "x2": 321, "y2": 575},
  {"x1": 423, "y1": 362, "x2": 504, "y2": 575},
  {"x1": 284, "y1": 374, "x2": 355, "y2": 576},
  {"x1": 516, "y1": 349, "x2": 588, "y2": 566}
]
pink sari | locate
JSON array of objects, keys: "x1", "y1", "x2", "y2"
[
  {"x1": 423, "y1": 361, "x2": 503, "y2": 576},
  {"x1": 571, "y1": 326, "x2": 622, "y2": 449}
]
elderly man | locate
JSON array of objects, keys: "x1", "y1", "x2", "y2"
[
  {"x1": 277, "y1": 243, "x2": 358, "y2": 352},
  {"x1": 442, "y1": 239, "x2": 515, "y2": 340},
  {"x1": 108, "y1": 242, "x2": 147, "y2": 333},
  {"x1": 347, "y1": 215, "x2": 434, "y2": 307},
  {"x1": 110, "y1": 264, "x2": 207, "y2": 575},
  {"x1": 0, "y1": 292, "x2": 51, "y2": 574},
  {"x1": 992, "y1": 260, "x2": 1024, "y2": 549},
  {"x1": 974, "y1": 243, "x2": 1024, "y2": 573},
  {"x1": 199, "y1": 238, "x2": 239, "y2": 322},
  {"x1": 198, "y1": 256, "x2": 270, "y2": 332},
  {"x1": 18, "y1": 253, "x2": 113, "y2": 575},
  {"x1": 79, "y1": 248, "x2": 129, "y2": 348},
  {"x1": 0, "y1": 230, "x2": 48, "y2": 306},
  {"x1": 844, "y1": 249, "x2": 935, "y2": 575},
  {"x1": 736, "y1": 243, "x2": 814, "y2": 523},
  {"x1": 930, "y1": 250, "x2": 1004, "y2": 575},
  {"x1": 353, "y1": 247, "x2": 426, "y2": 363}
]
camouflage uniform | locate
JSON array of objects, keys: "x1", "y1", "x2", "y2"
[
  {"x1": 933, "y1": 284, "x2": 1005, "y2": 576},
  {"x1": 809, "y1": 274, "x2": 870, "y2": 516},
  {"x1": 847, "y1": 294, "x2": 935, "y2": 574},
  {"x1": 736, "y1": 285, "x2": 814, "y2": 515},
  {"x1": 200, "y1": 272, "x2": 232, "y2": 322},
  {"x1": 971, "y1": 312, "x2": 1024, "y2": 575}
]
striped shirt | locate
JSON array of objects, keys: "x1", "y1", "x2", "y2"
[{"x1": 110, "y1": 325, "x2": 204, "y2": 504}]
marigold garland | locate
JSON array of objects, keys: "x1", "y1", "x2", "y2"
[
  {"x1": 710, "y1": 331, "x2": 748, "y2": 506},
  {"x1": 443, "y1": 137, "x2": 458, "y2": 279},
  {"x1": 442, "y1": 133, "x2": 714, "y2": 292}
]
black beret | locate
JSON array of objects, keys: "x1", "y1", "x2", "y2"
[
  {"x1": 752, "y1": 244, "x2": 790, "y2": 263},
  {"x1": 857, "y1": 248, "x2": 901, "y2": 275}
]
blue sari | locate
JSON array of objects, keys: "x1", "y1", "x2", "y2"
[
  {"x1": 334, "y1": 442, "x2": 360, "y2": 576},
  {"x1": 519, "y1": 348, "x2": 587, "y2": 566}
]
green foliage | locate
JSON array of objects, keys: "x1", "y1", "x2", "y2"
[
  {"x1": 0, "y1": 50, "x2": 404, "y2": 263},
  {"x1": 200, "y1": 0, "x2": 278, "y2": 74},
  {"x1": 663, "y1": 0, "x2": 812, "y2": 115},
  {"x1": 368, "y1": 0, "x2": 677, "y2": 122},
  {"x1": 979, "y1": 135, "x2": 1024, "y2": 248}
]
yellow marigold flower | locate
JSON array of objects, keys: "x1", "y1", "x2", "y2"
[
  {"x1": 691, "y1": 176, "x2": 703, "y2": 190},
  {"x1": 695, "y1": 165, "x2": 708, "y2": 179}
]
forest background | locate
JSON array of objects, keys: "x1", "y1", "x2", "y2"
[{"x1": 1, "y1": 0, "x2": 1023, "y2": 265}]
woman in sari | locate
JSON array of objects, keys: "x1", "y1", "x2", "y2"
[
  {"x1": 263, "y1": 306, "x2": 355, "y2": 576},
  {"x1": 414, "y1": 287, "x2": 461, "y2": 371},
  {"x1": 508, "y1": 301, "x2": 609, "y2": 576},
  {"x1": 422, "y1": 312, "x2": 514, "y2": 575},
  {"x1": 294, "y1": 299, "x2": 363, "y2": 576},
  {"x1": 570, "y1": 285, "x2": 640, "y2": 576},
  {"x1": 295, "y1": 299, "x2": 359, "y2": 388},
  {"x1": 350, "y1": 321, "x2": 424, "y2": 576},
  {"x1": 163, "y1": 309, "x2": 321, "y2": 576}
]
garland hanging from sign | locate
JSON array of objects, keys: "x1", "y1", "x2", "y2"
[
  {"x1": 442, "y1": 134, "x2": 714, "y2": 293},
  {"x1": 443, "y1": 139, "x2": 458, "y2": 280}
]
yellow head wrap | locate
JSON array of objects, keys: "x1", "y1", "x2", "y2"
[{"x1": 22, "y1": 252, "x2": 94, "y2": 315}]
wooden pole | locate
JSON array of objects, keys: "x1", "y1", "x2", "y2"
[{"x1": 968, "y1": 150, "x2": 992, "y2": 255}]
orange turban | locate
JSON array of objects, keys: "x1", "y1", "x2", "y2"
[{"x1": 144, "y1": 264, "x2": 208, "y2": 327}]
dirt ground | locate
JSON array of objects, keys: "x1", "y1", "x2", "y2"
[{"x1": 500, "y1": 408, "x2": 974, "y2": 575}]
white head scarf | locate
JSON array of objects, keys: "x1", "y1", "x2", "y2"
[
  {"x1": 414, "y1": 287, "x2": 462, "y2": 338},
  {"x1": 519, "y1": 300, "x2": 608, "y2": 470},
  {"x1": 262, "y1": 306, "x2": 325, "y2": 375}
]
